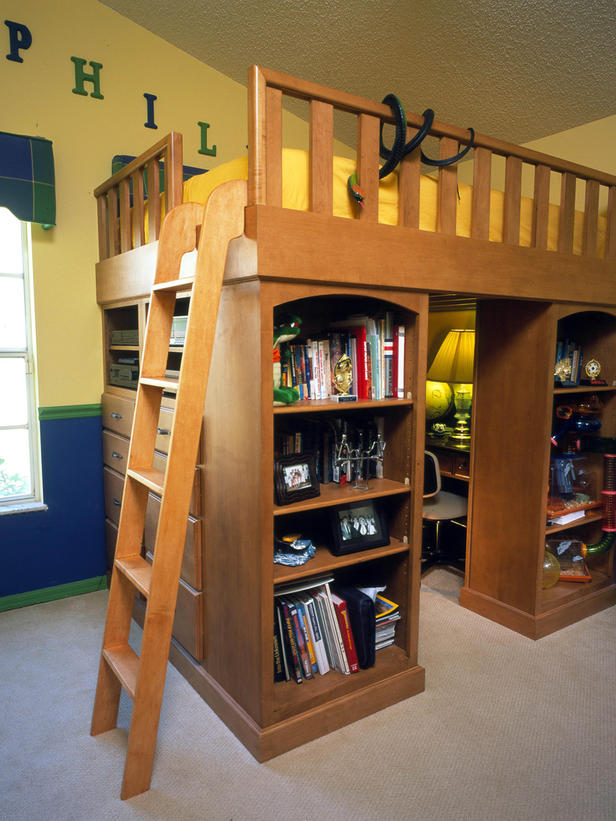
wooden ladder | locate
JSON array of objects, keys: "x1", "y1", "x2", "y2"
[{"x1": 91, "y1": 181, "x2": 245, "y2": 800}]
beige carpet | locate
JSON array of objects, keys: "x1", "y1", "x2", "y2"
[{"x1": 1, "y1": 569, "x2": 615, "y2": 821}]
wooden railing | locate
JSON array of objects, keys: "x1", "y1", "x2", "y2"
[
  {"x1": 94, "y1": 133, "x2": 183, "y2": 261},
  {"x1": 248, "y1": 65, "x2": 616, "y2": 260}
]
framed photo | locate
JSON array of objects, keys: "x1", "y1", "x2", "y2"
[
  {"x1": 274, "y1": 452, "x2": 320, "y2": 506},
  {"x1": 329, "y1": 499, "x2": 390, "y2": 555}
]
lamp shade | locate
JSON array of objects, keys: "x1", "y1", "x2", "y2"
[{"x1": 427, "y1": 329, "x2": 475, "y2": 383}]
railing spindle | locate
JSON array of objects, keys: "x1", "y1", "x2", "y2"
[
  {"x1": 503, "y1": 156, "x2": 522, "y2": 245},
  {"x1": 471, "y1": 147, "x2": 491, "y2": 240},
  {"x1": 582, "y1": 179, "x2": 599, "y2": 258},
  {"x1": 438, "y1": 137, "x2": 458, "y2": 235},
  {"x1": 558, "y1": 172, "x2": 576, "y2": 254},
  {"x1": 309, "y1": 100, "x2": 334, "y2": 214},
  {"x1": 357, "y1": 113, "x2": 380, "y2": 222},
  {"x1": 398, "y1": 125, "x2": 421, "y2": 228}
]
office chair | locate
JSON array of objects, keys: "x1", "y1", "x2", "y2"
[{"x1": 422, "y1": 450, "x2": 468, "y2": 573}]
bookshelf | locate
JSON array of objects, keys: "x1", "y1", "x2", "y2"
[
  {"x1": 460, "y1": 300, "x2": 616, "y2": 638},
  {"x1": 165, "y1": 279, "x2": 428, "y2": 761}
]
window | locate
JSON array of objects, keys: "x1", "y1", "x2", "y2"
[{"x1": 0, "y1": 207, "x2": 41, "y2": 508}]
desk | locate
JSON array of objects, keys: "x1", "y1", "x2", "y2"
[{"x1": 425, "y1": 436, "x2": 471, "y2": 482}]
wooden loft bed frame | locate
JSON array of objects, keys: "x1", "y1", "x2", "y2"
[{"x1": 95, "y1": 64, "x2": 616, "y2": 309}]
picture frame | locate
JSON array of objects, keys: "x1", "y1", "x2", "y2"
[
  {"x1": 274, "y1": 452, "x2": 320, "y2": 506},
  {"x1": 329, "y1": 499, "x2": 390, "y2": 555}
]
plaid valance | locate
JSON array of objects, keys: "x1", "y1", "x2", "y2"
[{"x1": 0, "y1": 131, "x2": 55, "y2": 226}]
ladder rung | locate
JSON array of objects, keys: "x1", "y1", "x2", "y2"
[
  {"x1": 115, "y1": 555, "x2": 153, "y2": 597},
  {"x1": 127, "y1": 467, "x2": 165, "y2": 495},
  {"x1": 140, "y1": 376, "x2": 179, "y2": 392},
  {"x1": 102, "y1": 644, "x2": 139, "y2": 699},
  {"x1": 151, "y1": 276, "x2": 195, "y2": 293}
]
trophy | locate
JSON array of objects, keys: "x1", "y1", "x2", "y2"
[
  {"x1": 330, "y1": 352, "x2": 357, "y2": 402},
  {"x1": 335, "y1": 426, "x2": 386, "y2": 490}
]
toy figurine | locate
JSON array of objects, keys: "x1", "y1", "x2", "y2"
[{"x1": 273, "y1": 315, "x2": 301, "y2": 405}]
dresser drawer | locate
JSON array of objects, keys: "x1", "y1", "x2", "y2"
[
  {"x1": 102, "y1": 393, "x2": 135, "y2": 438},
  {"x1": 105, "y1": 519, "x2": 118, "y2": 569},
  {"x1": 144, "y1": 493, "x2": 202, "y2": 589},
  {"x1": 154, "y1": 407, "x2": 174, "y2": 454},
  {"x1": 103, "y1": 466, "x2": 125, "y2": 525},
  {"x1": 145, "y1": 552, "x2": 203, "y2": 661},
  {"x1": 102, "y1": 430, "x2": 129, "y2": 474},
  {"x1": 151, "y1": 450, "x2": 201, "y2": 516}
]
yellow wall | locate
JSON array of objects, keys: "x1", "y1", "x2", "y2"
[{"x1": 0, "y1": 0, "x2": 313, "y2": 406}]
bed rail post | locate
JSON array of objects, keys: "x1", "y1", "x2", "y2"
[{"x1": 248, "y1": 65, "x2": 267, "y2": 208}]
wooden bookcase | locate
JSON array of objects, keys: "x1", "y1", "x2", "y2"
[
  {"x1": 460, "y1": 300, "x2": 616, "y2": 638},
  {"x1": 167, "y1": 278, "x2": 428, "y2": 760}
]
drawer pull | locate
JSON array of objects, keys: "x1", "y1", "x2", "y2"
[
  {"x1": 113, "y1": 498, "x2": 121, "y2": 506},
  {"x1": 110, "y1": 412, "x2": 122, "y2": 419},
  {"x1": 111, "y1": 451, "x2": 123, "y2": 460},
  {"x1": 157, "y1": 428, "x2": 170, "y2": 435}
]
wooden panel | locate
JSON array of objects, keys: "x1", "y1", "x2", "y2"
[
  {"x1": 96, "y1": 244, "x2": 158, "y2": 304},
  {"x1": 467, "y1": 300, "x2": 555, "y2": 614},
  {"x1": 532, "y1": 164, "x2": 550, "y2": 250},
  {"x1": 245, "y1": 205, "x2": 616, "y2": 308},
  {"x1": 145, "y1": 552, "x2": 203, "y2": 661},
  {"x1": 147, "y1": 158, "x2": 161, "y2": 240},
  {"x1": 437, "y1": 137, "x2": 458, "y2": 235},
  {"x1": 132, "y1": 169, "x2": 145, "y2": 249},
  {"x1": 558, "y1": 172, "x2": 576, "y2": 254},
  {"x1": 309, "y1": 99, "x2": 333, "y2": 214},
  {"x1": 606, "y1": 186, "x2": 616, "y2": 259},
  {"x1": 144, "y1": 493, "x2": 202, "y2": 588},
  {"x1": 357, "y1": 113, "x2": 380, "y2": 222},
  {"x1": 119, "y1": 178, "x2": 131, "y2": 253},
  {"x1": 398, "y1": 126, "x2": 421, "y2": 228},
  {"x1": 471, "y1": 147, "x2": 491, "y2": 240},
  {"x1": 503, "y1": 155, "x2": 522, "y2": 245},
  {"x1": 102, "y1": 429, "x2": 129, "y2": 475},
  {"x1": 101, "y1": 392, "x2": 135, "y2": 438},
  {"x1": 103, "y1": 466, "x2": 125, "y2": 526},
  {"x1": 265, "y1": 86, "x2": 282, "y2": 207},
  {"x1": 105, "y1": 519, "x2": 118, "y2": 570},
  {"x1": 582, "y1": 179, "x2": 600, "y2": 258},
  {"x1": 151, "y1": 450, "x2": 201, "y2": 515}
]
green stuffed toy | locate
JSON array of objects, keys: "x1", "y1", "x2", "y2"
[{"x1": 273, "y1": 315, "x2": 301, "y2": 405}]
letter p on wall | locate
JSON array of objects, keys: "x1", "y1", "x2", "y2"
[{"x1": 5, "y1": 20, "x2": 32, "y2": 63}]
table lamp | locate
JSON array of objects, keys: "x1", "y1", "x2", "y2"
[{"x1": 427, "y1": 329, "x2": 475, "y2": 441}]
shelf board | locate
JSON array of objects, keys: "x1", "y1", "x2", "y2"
[
  {"x1": 273, "y1": 539, "x2": 409, "y2": 585},
  {"x1": 109, "y1": 345, "x2": 140, "y2": 352},
  {"x1": 545, "y1": 510, "x2": 603, "y2": 535},
  {"x1": 554, "y1": 385, "x2": 616, "y2": 394},
  {"x1": 274, "y1": 397, "x2": 413, "y2": 415},
  {"x1": 274, "y1": 478, "x2": 410, "y2": 516},
  {"x1": 540, "y1": 568, "x2": 614, "y2": 612},
  {"x1": 272, "y1": 643, "x2": 410, "y2": 718}
]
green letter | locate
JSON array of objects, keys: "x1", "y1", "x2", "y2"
[
  {"x1": 71, "y1": 56, "x2": 104, "y2": 99},
  {"x1": 197, "y1": 121, "x2": 217, "y2": 157}
]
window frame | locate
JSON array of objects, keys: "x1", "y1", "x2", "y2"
[{"x1": 0, "y1": 212, "x2": 43, "y2": 510}]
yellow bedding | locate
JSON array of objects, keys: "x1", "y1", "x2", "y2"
[{"x1": 179, "y1": 148, "x2": 603, "y2": 255}]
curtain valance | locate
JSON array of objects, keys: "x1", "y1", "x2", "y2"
[{"x1": 0, "y1": 131, "x2": 55, "y2": 226}]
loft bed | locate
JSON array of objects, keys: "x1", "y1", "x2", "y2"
[
  {"x1": 95, "y1": 65, "x2": 616, "y2": 308},
  {"x1": 95, "y1": 66, "x2": 616, "y2": 760}
]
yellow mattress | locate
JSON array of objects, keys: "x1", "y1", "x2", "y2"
[{"x1": 179, "y1": 148, "x2": 604, "y2": 255}]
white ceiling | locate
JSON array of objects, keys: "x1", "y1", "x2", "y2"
[{"x1": 99, "y1": 0, "x2": 615, "y2": 145}]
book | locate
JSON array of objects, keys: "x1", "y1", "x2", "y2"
[
  {"x1": 302, "y1": 595, "x2": 330, "y2": 675},
  {"x1": 273, "y1": 614, "x2": 287, "y2": 682},
  {"x1": 395, "y1": 324, "x2": 405, "y2": 398},
  {"x1": 274, "y1": 606, "x2": 290, "y2": 682},
  {"x1": 330, "y1": 593, "x2": 360, "y2": 673},
  {"x1": 278, "y1": 601, "x2": 303, "y2": 684}
]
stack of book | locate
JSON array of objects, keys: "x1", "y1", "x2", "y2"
[
  {"x1": 274, "y1": 577, "x2": 361, "y2": 684},
  {"x1": 280, "y1": 311, "x2": 406, "y2": 401},
  {"x1": 274, "y1": 580, "x2": 401, "y2": 684},
  {"x1": 374, "y1": 594, "x2": 401, "y2": 650}
]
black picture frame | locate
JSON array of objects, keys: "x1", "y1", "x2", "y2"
[
  {"x1": 274, "y1": 452, "x2": 320, "y2": 506},
  {"x1": 329, "y1": 499, "x2": 390, "y2": 555}
]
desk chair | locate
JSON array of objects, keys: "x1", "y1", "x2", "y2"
[{"x1": 422, "y1": 450, "x2": 468, "y2": 573}]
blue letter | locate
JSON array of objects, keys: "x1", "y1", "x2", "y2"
[
  {"x1": 5, "y1": 20, "x2": 32, "y2": 63},
  {"x1": 144, "y1": 93, "x2": 158, "y2": 129}
]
